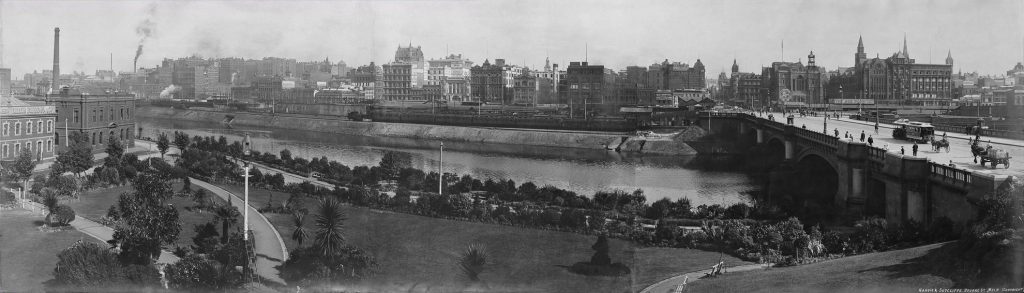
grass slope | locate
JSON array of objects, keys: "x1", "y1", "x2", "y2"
[
  {"x1": 0, "y1": 209, "x2": 106, "y2": 292},
  {"x1": 687, "y1": 242, "x2": 956, "y2": 293},
  {"x1": 217, "y1": 184, "x2": 747, "y2": 293}
]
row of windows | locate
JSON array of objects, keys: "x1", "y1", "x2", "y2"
[
  {"x1": 1, "y1": 120, "x2": 55, "y2": 137},
  {"x1": 59, "y1": 105, "x2": 132, "y2": 124},
  {"x1": 1, "y1": 139, "x2": 54, "y2": 159}
]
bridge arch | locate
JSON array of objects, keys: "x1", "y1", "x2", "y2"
[{"x1": 790, "y1": 152, "x2": 840, "y2": 219}]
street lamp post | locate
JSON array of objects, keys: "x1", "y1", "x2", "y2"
[
  {"x1": 438, "y1": 142, "x2": 444, "y2": 195},
  {"x1": 242, "y1": 134, "x2": 252, "y2": 241}
]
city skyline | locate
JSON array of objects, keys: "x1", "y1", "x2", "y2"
[{"x1": 2, "y1": 0, "x2": 1023, "y2": 77}]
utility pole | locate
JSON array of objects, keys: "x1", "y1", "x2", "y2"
[{"x1": 438, "y1": 142, "x2": 444, "y2": 195}]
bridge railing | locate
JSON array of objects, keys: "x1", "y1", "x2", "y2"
[{"x1": 930, "y1": 162, "x2": 973, "y2": 185}]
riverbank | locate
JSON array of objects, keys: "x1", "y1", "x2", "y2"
[{"x1": 136, "y1": 106, "x2": 702, "y2": 155}]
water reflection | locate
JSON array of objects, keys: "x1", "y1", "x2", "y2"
[{"x1": 139, "y1": 118, "x2": 756, "y2": 207}]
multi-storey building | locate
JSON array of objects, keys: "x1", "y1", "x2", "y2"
[
  {"x1": 531, "y1": 58, "x2": 561, "y2": 95},
  {"x1": 350, "y1": 63, "x2": 382, "y2": 100},
  {"x1": 826, "y1": 36, "x2": 953, "y2": 106},
  {"x1": 727, "y1": 60, "x2": 764, "y2": 109},
  {"x1": 761, "y1": 51, "x2": 825, "y2": 108},
  {"x1": 427, "y1": 54, "x2": 473, "y2": 102},
  {"x1": 47, "y1": 88, "x2": 135, "y2": 153},
  {"x1": 562, "y1": 61, "x2": 606, "y2": 117},
  {"x1": 382, "y1": 63, "x2": 413, "y2": 101},
  {"x1": 470, "y1": 59, "x2": 508, "y2": 104},
  {"x1": 1, "y1": 97, "x2": 57, "y2": 162},
  {"x1": 512, "y1": 70, "x2": 555, "y2": 106},
  {"x1": 647, "y1": 59, "x2": 706, "y2": 90}
]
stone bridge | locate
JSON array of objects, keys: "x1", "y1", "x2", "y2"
[{"x1": 701, "y1": 112, "x2": 1011, "y2": 225}]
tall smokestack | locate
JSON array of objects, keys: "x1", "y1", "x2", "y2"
[{"x1": 52, "y1": 27, "x2": 60, "y2": 93}]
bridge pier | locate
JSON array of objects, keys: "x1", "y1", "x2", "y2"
[{"x1": 784, "y1": 140, "x2": 794, "y2": 160}]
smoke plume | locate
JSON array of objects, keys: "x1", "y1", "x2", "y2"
[
  {"x1": 160, "y1": 84, "x2": 181, "y2": 99},
  {"x1": 133, "y1": 4, "x2": 158, "y2": 69}
]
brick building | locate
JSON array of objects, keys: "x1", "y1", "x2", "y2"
[
  {"x1": 1, "y1": 97, "x2": 57, "y2": 162},
  {"x1": 47, "y1": 88, "x2": 135, "y2": 153}
]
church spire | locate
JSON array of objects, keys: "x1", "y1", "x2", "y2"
[
  {"x1": 903, "y1": 34, "x2": 909, "y2": 57},
  {"x1": 857, "y1": 35, "x2": 864, "y2": 52},
  {"x1": 945, "y1": 50, "x2": 953, "y2": 65}
]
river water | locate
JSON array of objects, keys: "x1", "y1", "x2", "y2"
[{"x1": 138, "y1": 118, "x2": 756, "y2": 207}]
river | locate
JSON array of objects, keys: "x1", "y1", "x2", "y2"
[{"x1": 138, "y1": 118, "x2": 757, "y2": 207}]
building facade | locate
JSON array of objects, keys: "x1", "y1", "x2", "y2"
[
  {"x1": 562, "y1": 61, "x2": 606, "y2": 116},
  {"x1": 382, "y1": 63, "x2": 413, "y2": 101},
  {"x1": 470, "y1": 59, "x2": 508, "y2": 104},
  {"x1": 47, "y1": 89, "x2": 136, "y2": 153},
  {"x1": 826, "y1": 36, "x2": 954, "y2": 106},
  {"x1": 427, "y1": 54, "x2": 473, "y2": 102},
  {"x1": 1, "y1": 97, "x2": 58, "y2": 162},
  {"x1": 761, "y1": 52, "x2": 824, "y2": 107},
  {"x1": 647, "y1": 59, "x2": 706, "y2": 90}
]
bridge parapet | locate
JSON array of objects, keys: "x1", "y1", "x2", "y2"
[{"x1": 929, "y1": 163, "x2": 973, "y2": 187}]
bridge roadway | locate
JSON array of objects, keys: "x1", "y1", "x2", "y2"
[{"x1": 758, "y1": 111, "x2": 1024, "y2": 178}]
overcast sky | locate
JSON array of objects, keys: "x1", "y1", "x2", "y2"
[{"x1": 3, "y1": 0, "x2": 1023, "y2": 77}]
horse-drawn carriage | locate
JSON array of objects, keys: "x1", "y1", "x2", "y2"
[
  {"x1": 930, "y1": 137, "x2": 950, "y2": 153},
  {"x1": 971, "y1": 142, "x2": 1011, "y2": 169}
]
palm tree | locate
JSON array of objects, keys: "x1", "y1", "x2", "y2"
[
  {"x1": 312, "y1": 198, "x2": 346, "y2": 257},
  {"x1": 291, "y1": 210, "x2": 309, "y2": 247},
  {"x1": 42, "y1": 189, "x2": 60, "y2": 224},
  {"x1": 213, "y1": 205, "x2": 241, "y2": 244},
  {"x1": 458, "y1": 244, "x2": 487, "y2": 282}
]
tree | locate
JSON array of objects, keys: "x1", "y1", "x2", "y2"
[
  {"x1": 173, "y1": 131, "x2": 190, "y2": 151},
  {"x1": 458, "y1": 244, "x2": 487, "y2": 282},
  {"x1": 291, "y1": 211, "x2": 310, "y2": 247},
  {"x1": 104, "y1": 137, "x2": 125, "y2": 167},
  {"x1": 109, "y1": 175, "x2": 182, "y2": 265},
  {"x1": 52, "y1": 205, "x2": 76, "y2": 226},
  {"x1": 41, "y1": 189, "x2": 60, "y2": 223},
  {"x1": 378, "y1": 151, "x2": 411, "y2": 180},
  {"x1": 192, "y1": 222, "x2": 220, "y2": 254},
  {"x1": 55, "y1": 132, "x2": 94, "y2": 176},
  {"x1": 213, "y1": 205, "x2": 241, "y2": 244},
  {"x1": 9, "y1": 148, "x2": 37, "y2": 189},
  {"x1": 157, "y1": 132, "x2": 170, "y2": 158},
  {"x1": 589, "y1": 235, "x2": 611, "y2": 266},
  {"x1": 313, "y1": 198, "x2": 346, "y2": 257},
  {"x1": 280, "y1": 149, "x2": 293, "y2": 162}
]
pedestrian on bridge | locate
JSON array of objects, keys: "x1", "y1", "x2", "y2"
[
  {"x1": 834, "y1": 128, "x2": 839, "y2": 137},
  {"x1": 874, "y1": 123, "x2": 879, "y2": 134},
  {"x1": 912, "y1": 143, "x2": 919, "y2": 156},
  {"x1": 867, "y1": 136, "x2": 874, "y2": 146},
  {"x1": 802, "y1": 124, "x2": 807, "y2": 129},
  {"x1": 900, "y1": 146, "x2": 905, "y2": 155},
  {"x1": 860, "y1": 131, "x2": 866, "y2": 142},
  {"x1": 845, "y1": 131, "x2": 850, "y2": 139}
]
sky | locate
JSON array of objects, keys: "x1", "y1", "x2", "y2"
[{"x1": 2, "y1": 0, "x2": 1023, "y2": 78}]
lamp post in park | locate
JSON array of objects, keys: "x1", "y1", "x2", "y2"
[
  {"x1": 242, "y1": 133, "x2": 252, "y2": 241},
  {"x1": 438, "y1": 142, "x2": 444, "y2": 195}
]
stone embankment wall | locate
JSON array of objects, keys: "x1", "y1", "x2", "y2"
[{"x1": 138, "y1": 107, "x2": 702, "y2": 155}]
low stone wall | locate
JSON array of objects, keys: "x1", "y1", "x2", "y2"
[{"x1": 138, "y1": 107, "x2": 694, "y2": 153}]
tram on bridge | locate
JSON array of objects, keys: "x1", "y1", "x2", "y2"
[{"x1": 892, "y1": 120, "x2": 935, "y2": 143}]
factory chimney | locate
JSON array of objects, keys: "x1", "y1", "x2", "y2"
[{"x1": 51, "y1": 27, "x2": 60, "y2": 93}]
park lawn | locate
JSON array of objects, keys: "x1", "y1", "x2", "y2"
[
  {"x1": 63, "y1": 182, "x2": 229, "y2": 250},
  {"x1": 217, "y1": 183, "x2": 746, "y2": 293},
  {"x1": 0, "y1": 209, "x2": 107, "y2": 292},
  {"x1": 686, "y1": 242, "x2": 955, "y2": 293}
]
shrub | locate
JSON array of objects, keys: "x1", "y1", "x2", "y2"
[
  {"x1": 52, "y1": 204, "x2": 76, "y2": 226},
  {"x1": 0, "y1": 188, "x2": 15, "y2": 204},
  {"x1": 52, "y1": 241, "x2": 160, "y2": 288},
  {"x1": 165, "y1": 255, "x2": 229, "y2": 290}
]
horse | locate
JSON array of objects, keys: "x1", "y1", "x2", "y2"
[
  {"x1": 930, "y1": 137, "x2": 950, "y2": 153},
  {"x1": 971, "y1": 142, "x2": 987, "y2": 163}
]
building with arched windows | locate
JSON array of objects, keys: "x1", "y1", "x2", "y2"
[
  {"x1": 1, "y1": 96, "x2": 57, "y2": 163},
  {"x1": 46, "y1": 87, "x2": 136, "y2": 153}
]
